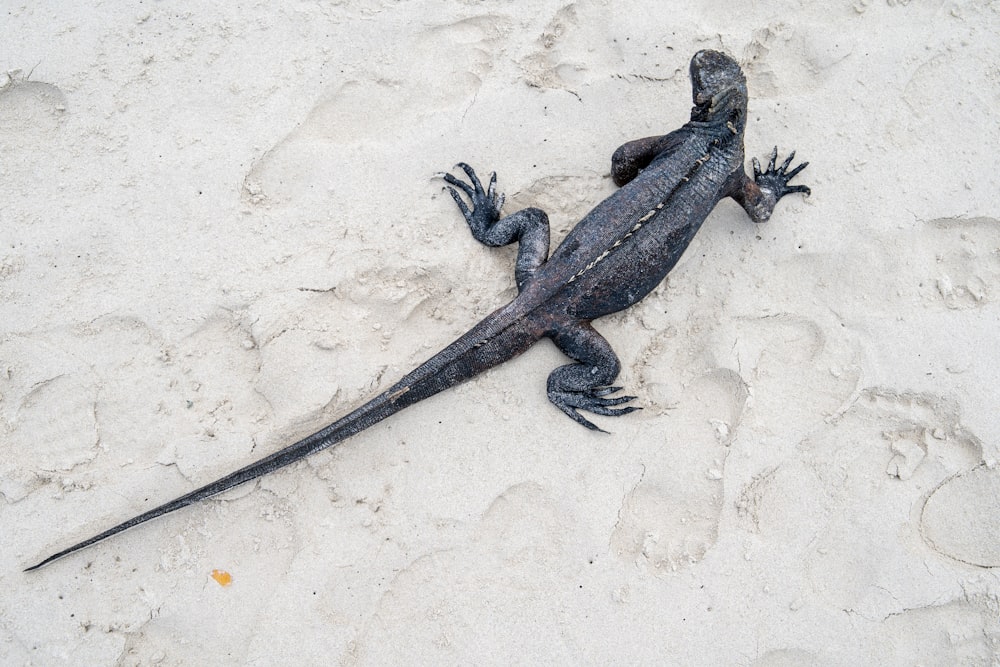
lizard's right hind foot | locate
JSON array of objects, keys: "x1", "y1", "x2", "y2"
[
  {"x1": 548, "y1": 386, "x2": 639, "y2": 432},
  {"x1": 546, "y1": 322, "x2": 641, "y2": 432}
]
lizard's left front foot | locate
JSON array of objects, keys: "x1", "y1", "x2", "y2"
[{"x1": 753, "y1": 147, "x2": 810, "y2": 199}]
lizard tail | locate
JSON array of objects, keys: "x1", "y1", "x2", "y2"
[{"x1": 25, "y1": 305, "x2": 542, "y2": 571}]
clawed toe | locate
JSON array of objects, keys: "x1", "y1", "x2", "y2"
[
  {"x1": 442, "y1": 172, "x2": 475, "y2": 197},
  {"x1": 549, "y1": 387, "x2": 641, "y2": 432},
  {"x1": 445, "y1": 186, "x2": 471, "y2": 218}
]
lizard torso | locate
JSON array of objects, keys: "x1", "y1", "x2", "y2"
[{"x1": 543, "y1": 123, "x2": 745, "y2": 320}]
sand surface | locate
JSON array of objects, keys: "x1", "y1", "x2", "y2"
[{"x1": 3, "y1": 1, "x2": 1000, "y2": 665}]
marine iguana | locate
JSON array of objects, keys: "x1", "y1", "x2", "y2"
[{"x1": 26, "y1": 50, "x2": 809, "y2": 571}]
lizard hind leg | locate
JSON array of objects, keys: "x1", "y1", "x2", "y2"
[
  {"x1": 546, "y1": 322, "x2": 640, "y2": 432},
  {"x1": 441, "y1": 163, "x2": 550, "y2": 291}
]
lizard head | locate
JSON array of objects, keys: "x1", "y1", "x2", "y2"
[{"x1": 689, "y1": 50, "x2": 748, "y2": 131}]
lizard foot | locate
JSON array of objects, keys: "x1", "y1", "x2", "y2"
[
  {"x1": 752, "y1": 147, "x2": 810, "y2": 199},
  {"x1": 441, "y1": 163, "x2": 505, "y2": 240},
  {"x1": 548, "y1": 386, "x2": 640, "y2": 432}
]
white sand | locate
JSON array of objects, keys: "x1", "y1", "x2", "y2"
[{"x1": 3, "y1": 2, "x2": 999, "y2": 664}]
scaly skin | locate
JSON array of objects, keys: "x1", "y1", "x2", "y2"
[{"x1": 26, "y1": 50, "x2": 808, "y2": 571}]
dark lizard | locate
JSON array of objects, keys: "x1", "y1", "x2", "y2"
[{"x1": 25, "y1": 50, "x2": 809, "y2": 571}]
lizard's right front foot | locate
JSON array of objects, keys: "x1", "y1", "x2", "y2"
[
  {"x1": 441, "y1": 163, "x2": 505, "y2": 241},
  {"x1": 752, "y1": 147, "x2": 810, "y2": 200}
]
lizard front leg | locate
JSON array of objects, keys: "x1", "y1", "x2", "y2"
[
  {"x1": 546, "y1": 321, "x2": 639, "y2": 432},
  {"x1": 610, "y1": 133, "x2": 673, "y2": 186},
  {"x1": 443, "y1": 163, "x2": 549, "y2": 291},
  {"x1": 731, "y1": 147, "x2": 810, "y2": 224}
]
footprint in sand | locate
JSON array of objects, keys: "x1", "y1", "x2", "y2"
[
  {"x1": 739, "y1": 388, "x2": 988, "y2": 622},
  {"x1": 243, "y1": 14, "x2": 510, "y2": 209},
  {"x1": 518, "y1": 5, "x2": 587, "y2": 95},
  {"x1": 750, "y1": 648, "x2": 826, "y2": 667},
  {"x1": 0, "y1": 78, "x2": 68, "y2": 142},
  {"x1": 917, "y1": 217, "x2": 1000, "y2": 310},
  {"x1": 610, "y1": 367, "x2": 747, "y2": 572},
  {"x1": 920, "y1": 464, "x2": 1000, "y2": 568},
  {"x1": 610, "y1": 309, "x2": 860, "y2": 573},
  {"x1": 866, "y1": 598, "x2": 1000, "y2": 665}
]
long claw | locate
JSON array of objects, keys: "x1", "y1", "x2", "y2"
[
  {"x1": 589, "y1": 405, "x2": 640, "y2": 417},
  {"x1": 752, "y1": 157, "x2": 761, "y2": 179},
  {"x1": 779, "y1": 151, "x2": 795, "y2": 172},
  {"x1": 585, "y1": 404, "x2": 640, "y2": 417},
  {"x1": 556, "y1": 404, "x2": 606, "y2": 432},
  {"x1": 768, "y1": 146, "x2": 778, "y2": 171},
  {"x1": 785, "y1": 161, "x2": 808, "y2": 180},
  {"x1": 455, "y1": 162, "x2": 484, "y2": 194},
  {"x1": 442, "y1": 172, "x2": 474, "y2": 197},
  {"x1": 487, "y1": 172, "x2": 497, "y2": 200},
  {"x1": 596, "y1": 395, "x2": 636, "y2": 407},
  {"x1": 446, "y1": 187, "x2": 471, "y2": 218}
]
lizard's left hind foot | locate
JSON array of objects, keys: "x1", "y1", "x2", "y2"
[
  {"x1": 440, "y1": 163, "x2": 550, "y2": 291},
  {"x1": 442, "y1": 162, "x2": 504, "y2": 234}
]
